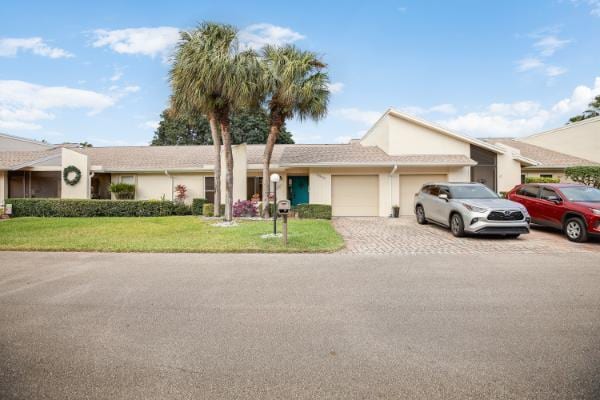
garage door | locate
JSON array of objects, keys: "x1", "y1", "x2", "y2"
[
  {"x1": 399, "y1": 174, "x2": 447, "y2": 216},
  {"x1": 332, "y1": 175, "x2": 379, "y2": 216}
]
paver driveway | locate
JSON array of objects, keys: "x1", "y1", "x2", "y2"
[{"x1": 333, "y1": 217, "x2": 600, "y2": 255}]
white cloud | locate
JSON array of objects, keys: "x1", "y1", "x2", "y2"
[
  {"x1": 0, "y1": 80, "x2": 116, "y2": 131},
  {"x1": 438, "y1": 77, "x2": 600, "y2": 137},
  {"x1": 533, "y1": 35, "x2": 571, "y2": 56},
  {"x1": 0, "y1": 37, "x2": 73, "y2": 58},
  {"x1": 334, "y1": 135, "x2": 352, "y2": 144},
  {"x1": 591, "y1": 0, "x2": 600, "y2": 16},
  {"x1": 551, "y1": 77, "x2": 600, "y2": 114},
  {"x1": 92, "y1": 27, "x2": 180, "y2": 59},
  {"x1": 333, "y1": 108, "x2": 381, "y2": 125},
  {"x1": 327, "y1": 82, "x2": 344, "y2": 94},
  {"x1": 293, "y1": 134, "x2": 322, "y2": 144},
  {"x1": 515, "y1": 28, "x2": 570, "y2": 81},
  {"x1": 123, "y1": 85, "x2": 140, "y2": 93},
  {"x1": 545, "y1": 65, "x2": 567, "y2": 77},
  {"x1": 516, "y1": 57, "x2": 544, "y2": 72},
  {"x1": 140, "y1": 120, "x2": 159, "y2": 130},
  {"x1": 571, "y1": 0, "x2": 600, "y2": 16},
  {"x1": 399, "y1": 103, "x2": 457, "y2": 116},
  {"x1": 109, "y1": 68, "x2": 123, "y2": 82},
  {"x1": 89, "y1": 137, "x2": 149, "y2": 146},
  {"x1": 107, "y1": 84, "x2": 141, "y2": 100},
  {"x1": 91, "y1": 24, "x2": 304, "y2": 60},
  {"x1": 239, "y1": 23, "x2": 305, "y2": 50},
  {"x1": 429, "y1": 104, "x2": 457, "y2": 114}
]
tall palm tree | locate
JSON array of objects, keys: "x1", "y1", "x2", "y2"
[
  {"x1": 260, "y1": 45, "x2": 330, "y2": 217},
  {"x1": 170, "y1": 22, "x2": 261, "y2": 220}
]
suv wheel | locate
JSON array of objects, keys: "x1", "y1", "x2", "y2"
[
  {"x1": 564, "y1": 217, "x2": 588, "y2": 243},
  {"x1": 415, "y1": 205, "x2": 427, "y2": 225},
  {"x1": 450, "y1": 213, "x2": 465, "y2": 237}
]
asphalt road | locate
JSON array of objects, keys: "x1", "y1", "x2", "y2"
[{"x1": 1, "y1": 251, "x2": 599, "y2": 399}]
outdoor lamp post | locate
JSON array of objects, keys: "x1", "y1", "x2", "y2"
[{"x1": 270, "y1": 173, "x2": 280, "y2": 235}]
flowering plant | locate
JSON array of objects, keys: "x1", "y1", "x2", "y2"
[{"x1": 233, "y1": 200, "x2": 258, "y2": 217}]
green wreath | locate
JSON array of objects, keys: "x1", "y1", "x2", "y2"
[{"x1": 63, "y1": 165, "x2": 82, "y2": 186}]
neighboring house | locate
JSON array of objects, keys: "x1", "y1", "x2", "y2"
[
  {"x1": 0, "y1": 109, "x2": 594, "y2": 217},
  {"x1": 518, "y1": 116, "x2": 600, "y2": 163},
  {"x1": 485, "y1": 139, "x2": 599, "y2": 183},
  {"x1": 0, "y1": 132, "x2": 53, "y2": 151}
]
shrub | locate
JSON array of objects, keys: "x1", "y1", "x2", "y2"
[
  {"x1": 524, "y1": 177, "x2": 560, "y2": 184},
  {"x1": 565, "y1": 166, "x2": 600, "y2": 188},
  {"x1": 233, "y1": 200, "x2": 257, "y2": 217},
  {"x1": 6, "y1": 198, "x2": 177, "y2": 217},
  {"x1": 296, "y1": 203, "x2": 332, "y2": 219},
  {"x1": 202, "y1": 203, "x2": 225, "y2": 217},
  {"x1": 191, "y1": 198, "x2": 206, "y2": 215},
  {"x1": 173, "y1": 203, "x2": 192, "y2": 215},
  {"x1": 109, "y1": 183, "x2": 135, "y2": 199}
]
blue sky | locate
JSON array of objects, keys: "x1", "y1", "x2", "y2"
[{"x1": 1, "y1": 0, "x2": 599, "y2": 146}]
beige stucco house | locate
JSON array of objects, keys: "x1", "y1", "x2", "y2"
[
  {"x1": 519, "y1": 116, "x2": 600, "y2": 163},
  {"x1": 0, "y1": 109, "x2": 596, "y2": 217}
]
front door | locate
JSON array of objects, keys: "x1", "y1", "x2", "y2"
[{"x1": 289, "y1": 176, "x2": 309, "y2": 206}]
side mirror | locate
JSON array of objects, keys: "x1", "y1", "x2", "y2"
[
  {"x1": 547, "y1": 195, "x2": 562, "y2": 204},
  {"x1": 438, "y1": 193, "x2": 449, "y2": 201}
]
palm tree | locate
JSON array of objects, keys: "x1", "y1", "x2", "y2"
[
  {"x1": 170, "y1": 22, "x2": 261, "y2": 220},
  {"x1": 260, "y1": 45, "x2": 330, "y2": 217}
]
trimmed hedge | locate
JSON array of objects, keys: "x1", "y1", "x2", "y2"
[
  {"x1": 6, "y1": 198, "x2": 180, "y2": 217},
  {"x1": 191, "y1": 198, "x2": 207, "y2": 215},
  {"x1": 525, "y1": 177, "x2": 560, "y2": 184},
  {"x1": 202, "y1": 203, "x2": 225, "y2": 217},
  {"x1": 296, "y1": 203, "x2": 332, "y2": 219}
]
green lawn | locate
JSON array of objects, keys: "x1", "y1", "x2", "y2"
[{"x1": 0, "y1": 217, "x2": 344, "y2": 253}]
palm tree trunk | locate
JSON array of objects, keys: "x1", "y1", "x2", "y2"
[
  {"x1": 261, "y1": 122, "x2": 281, "y2": 218},
  {"x1": 208, "y1": 114, "x2": 221, "y2": 217},
  {"x1": 219, "y1": 116, "x2": 234, "y2": 222}
]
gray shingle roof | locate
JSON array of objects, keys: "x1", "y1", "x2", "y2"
[
  {"x1": 76, "y1": 146, "x2": 215, "y2": 170},
  {"x1": 489, "y1": 139, "x2": 598, "y2": 168},
  {"x1": 1, "y1": 143, "x2": 476, "y2": 170},
  {"x1": 0, "y1": 149, "x2": 60, "y2": 169}
]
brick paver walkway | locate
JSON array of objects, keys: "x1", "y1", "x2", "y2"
[{"x1": 333, "y1": 217, "x2": 600, "y2": 255}]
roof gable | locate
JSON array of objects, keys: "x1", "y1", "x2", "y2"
[{"x1": 361, "y1": 108, "x2": 505, "y2": 155}]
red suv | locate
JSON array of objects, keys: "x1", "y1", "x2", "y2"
[{"x1": 507, "y1": 183, "x2": 600, "y2": 242}]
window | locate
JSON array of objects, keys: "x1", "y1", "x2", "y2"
[
  {"x1": 560, "y1": 186, "x2": 600, "y2": 202},
  {"x1": 247, "y1": 177, "x2": 263, "y2": 200},
  {"x1": 204, "y1": 176, "x2": 215, "y2": 203},
  {"x1": 517, "y1": 185, "x2": 539, "y2": 198},
  {"x1": 421, "y1": 185, "x2": 431, "y2": 194},
  {"x1": 439, "y1": 186, "x2": 451, "y2": 198},
  {"x1": 449, "y1": 184, "x2": 498, "y2": 199},
  {"x1": 429, "y1": 186, "x2": 440, "y2": 196},
  {"x1": 540, "y1": 187, "x2": 560, "y2": 201},
  {"x1": 120, "y1": 175, "x2": 135, "y2": 184},
  {"x1": 540, "y1": 174, "x2": 553, "y2": 178}
]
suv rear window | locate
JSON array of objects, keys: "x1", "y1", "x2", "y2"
[{"x1": 517, "y1": 185, "x2": 539, "y2": 198}]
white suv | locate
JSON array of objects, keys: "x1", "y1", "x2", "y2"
[{"x1": 414, "y1": 182, "x2": 530, "y2": 238}]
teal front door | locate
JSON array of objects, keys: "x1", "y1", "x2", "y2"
[{"x1": 290, "y1": 176, "x2": 309, "y2": 206}]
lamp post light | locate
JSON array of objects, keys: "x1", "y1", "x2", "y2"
[{"x1": 270, "y1": 173, "x2": 280, "y2": 235}]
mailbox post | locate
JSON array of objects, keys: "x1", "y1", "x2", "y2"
[
  {"x1": 270, "y1": 173, "x2": 281, "y2": 235},
  {"x1": 277, "y1": 200, "x2": 291, "y2": 245}
]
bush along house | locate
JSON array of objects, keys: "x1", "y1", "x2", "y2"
[{"x1": 1, "y1": 109, "x2": 598, "y2": 217}]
